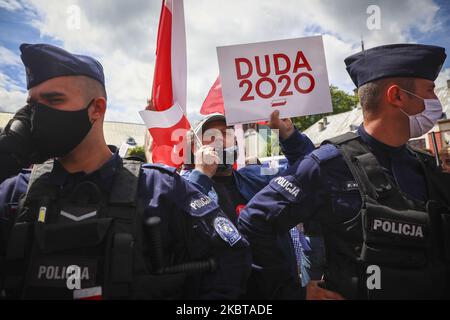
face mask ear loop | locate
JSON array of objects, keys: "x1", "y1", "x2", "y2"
[
  {"x1": 398, "y1": 88, "x2": 427, "y2": 117},
  {"x1": 399, "y1": 88, "x2": 427, "y2": 103},
  {"x1": 86, "y1": 98, "x2": 96, "y2": 125},
  {"x1": 398, "y1": 106, "x2": 411, "y2": 118}
]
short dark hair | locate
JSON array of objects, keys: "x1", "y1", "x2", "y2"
[
  {"x1": 358, "y1": 77, "x2": 415, "y2": 114},
  {"x1": 76, "y1": 76, "x2": 107, "y2": 102}
]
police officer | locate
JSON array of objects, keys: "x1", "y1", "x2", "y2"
[
  {"x1": 238, "y1": 43, "x2": 450, "y2": 300},
  {"x1": 0, "y1": 43, "x2": 251, "y2": 299}
]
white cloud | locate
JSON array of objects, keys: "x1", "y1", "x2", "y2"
[
  {"x1": 302, "y1": 0, "x2": 440, "y2": 46},
  {"x1": 0, "y1": 46, "x2": 21, "y2": 67},
  {"x1": 0, "y1": 73, "x2": 27, "y2": 112},
  {"x1": 0, "y1": 0, "x2": 23, "y2": 12},
  {"x1": 0, "y1": 0, "x2": 446, "y2": 123}
]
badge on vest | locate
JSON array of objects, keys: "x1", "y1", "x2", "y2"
[
  {"x1": 344, "y1": 181, "x2": 359, "y2": 191},
  {"x1": 214, "y1": 217, "x2": 241, "y2": 246},
  {"x1": 371, "y1": 217, "x2": 425, "y2": 239},
  {"x1": 59, "y1": 205, "x2": 98, "y2": 222}
]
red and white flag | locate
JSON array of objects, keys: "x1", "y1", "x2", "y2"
[{"x1": 141, "y1": 0, "x2": 190, "y2": 167}]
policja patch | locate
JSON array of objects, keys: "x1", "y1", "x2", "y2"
[{"x1": 214, "y1": 217, "x2": 241, "y2": 246}]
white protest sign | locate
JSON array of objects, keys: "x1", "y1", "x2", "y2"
[{"x1": 217, "y1": 36, "x2": 332, "y2": 125}]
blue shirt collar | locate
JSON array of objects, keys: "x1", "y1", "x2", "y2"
[{"x1": 49, "y1": 152, "x2": 120, "y2": 192}]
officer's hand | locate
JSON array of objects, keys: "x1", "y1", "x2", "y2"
[
  {"x1": 195, "y1": 145, "x2": 220, "y2": 178},
  {"x1": 306, "y1": 280, "x2": 345, "y2": 300},
  {"x1": 0, "y1": 105, "x2": 44, "y2": 166},
  {"x1": 268, "y1": 110, "x2": 295, "y2": 140}
]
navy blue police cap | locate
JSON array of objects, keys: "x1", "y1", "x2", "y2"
[
  {"x1": 345, "y1": 44, "x2": 446, "y2": 88},
  {"x1": 20, "y1": 43, "x2": 105, "y2": 89}
]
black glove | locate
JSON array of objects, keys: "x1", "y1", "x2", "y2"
[{"x1": 0, "y1": 105, "x2": 46, "y2": 182}]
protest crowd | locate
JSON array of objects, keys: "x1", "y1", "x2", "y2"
[{"x1": 0, "y1": 1, "x2": 449, "y2": 301}]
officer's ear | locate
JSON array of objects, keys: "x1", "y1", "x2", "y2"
[
  {"x1": 89, "y1": 97, "x2": 106, "y2": 122},
  {"x1": 386, "y1": 84, "x2": 408, "y2": 108}
]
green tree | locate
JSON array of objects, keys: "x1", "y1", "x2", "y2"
[
  {"x1": 292, "y1": 85, "x2": 357, "y2": 131},
  {"x1": 127, "y1": 146, "x2": 146, "y2": 160}
]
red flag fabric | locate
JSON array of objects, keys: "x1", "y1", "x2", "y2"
[
  {"x1": 200, "y1": 76, "x2": 267, "y2": 125},
  {"x1": 145, "y1": 0, "x2": 190, "y2": 167},
  {"x1": 200, "y1": 76, "x2": 224, "y2": 115}
]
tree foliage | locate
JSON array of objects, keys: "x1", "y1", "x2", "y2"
[
  {"x1": 127, "y1": 146, "x2": 146, "y2": 160},
  {"x1": 291, "y1": 85, "x2": 358, "y2": 131}
]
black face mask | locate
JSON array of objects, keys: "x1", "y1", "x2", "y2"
[{"x1": 30, "y1": 99, "x2": 94, "y2": 159}]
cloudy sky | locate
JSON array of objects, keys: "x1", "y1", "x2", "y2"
[{"x1": 0, "y1": 0, "x2": 449, "y2": 124}]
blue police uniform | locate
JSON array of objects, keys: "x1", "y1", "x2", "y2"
[
  {"x1": 238, "y1": 43, "x2": 450, "y2": 299},
  {"x1": 0, "y1": 152, "x2": 251, "y2": 299},
  {"x1": 181, "y1": 129, "x2": 319, "y2": 298}
]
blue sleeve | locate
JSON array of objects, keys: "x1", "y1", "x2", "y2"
[
  {"x1": 0, "y1": 171, "x2": 29, "y2": 220},
  {"x1": 170, "y1": 173, "x2": 251, "y2": 299},
  {"x1": 280, "y1": 128, "x2": 315, "y2": 166},
  {"x1": 0, "y1": 177, "x2": 18, "y2": 220},
  {"x1": 179, "y1": 169, "x2": 218, "y2": 204},
  {"x1": 140, "y1": 168, "x2": 251, "y2": 299},
  {"x1": 237, "y1": 156, "x2": 325, "y2": 299},
  {"x1": 239, "y1": 156, "x2": 324, "y2": 233},
  {"x1": 0, "y1": 172, "x2": 29, "y2": 256}
]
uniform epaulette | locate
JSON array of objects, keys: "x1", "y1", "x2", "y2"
[
  {"x1": 142, "y1": 163, "x2": 178, "y2": 175},
  {"x1": 406, "y1": 146, "x2": 438, "y2": 170},
  {"x1": 408, "y1": 145, "x2": 434, "y2": 160},
  {"x1": 311, "y1": 144, "x2": 341, "y2": 163}
]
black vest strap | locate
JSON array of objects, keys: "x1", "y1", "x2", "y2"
[
  {"x1": 323, "y1": 131, "x2": 359, "y2": 146},
  {"x1": 23, "y1": 160, "x2": 58, "y2": 209},
  {"x1": 109, "y1": 160, "x2": 141, "y2": 206},
  {"x1": 323, "y1": 132, "x2": 419, "y2": 209}
]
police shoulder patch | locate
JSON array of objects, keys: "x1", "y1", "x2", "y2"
[
  {"x1": 214, "y1": 216, "x2": 241, "y2": 246},
  {"x1": 269, "y1": 175, "x2": 302, "y2": 202},
  {"x1": 185, "y1": 194, "x2": 219, "y2": 217}
]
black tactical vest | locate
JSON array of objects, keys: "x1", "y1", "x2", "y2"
[
  {"x1": 320, "y1": 132, "x2": 450, "y2": 300},
  {"x1": 1, "y1": 159, "x2": 186, "y2": 299}
]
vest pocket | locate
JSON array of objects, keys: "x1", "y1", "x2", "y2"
[
  {"x1": 35, "y1": 218, "x2": 112, "y2": 253},
  {"x1": 364, "y1": 266, "x2": 441, "y2": 300},
  {"x1": 360, "y1": 203, "x2": 430, "y2": 266},
  {"x1": 362, "y1": 203, "x2": 429, "y2": 247},
  {"x1": 361, "y1": 243, "x2": 426, "y2": 267}
]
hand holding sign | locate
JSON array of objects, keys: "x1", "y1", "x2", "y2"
[
  {"x1": 217, "y1": 36, "x2": 332, "y2": 125},
  {"x1": 268, "y1": 110, "x2": 295, "y2": 140}
]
